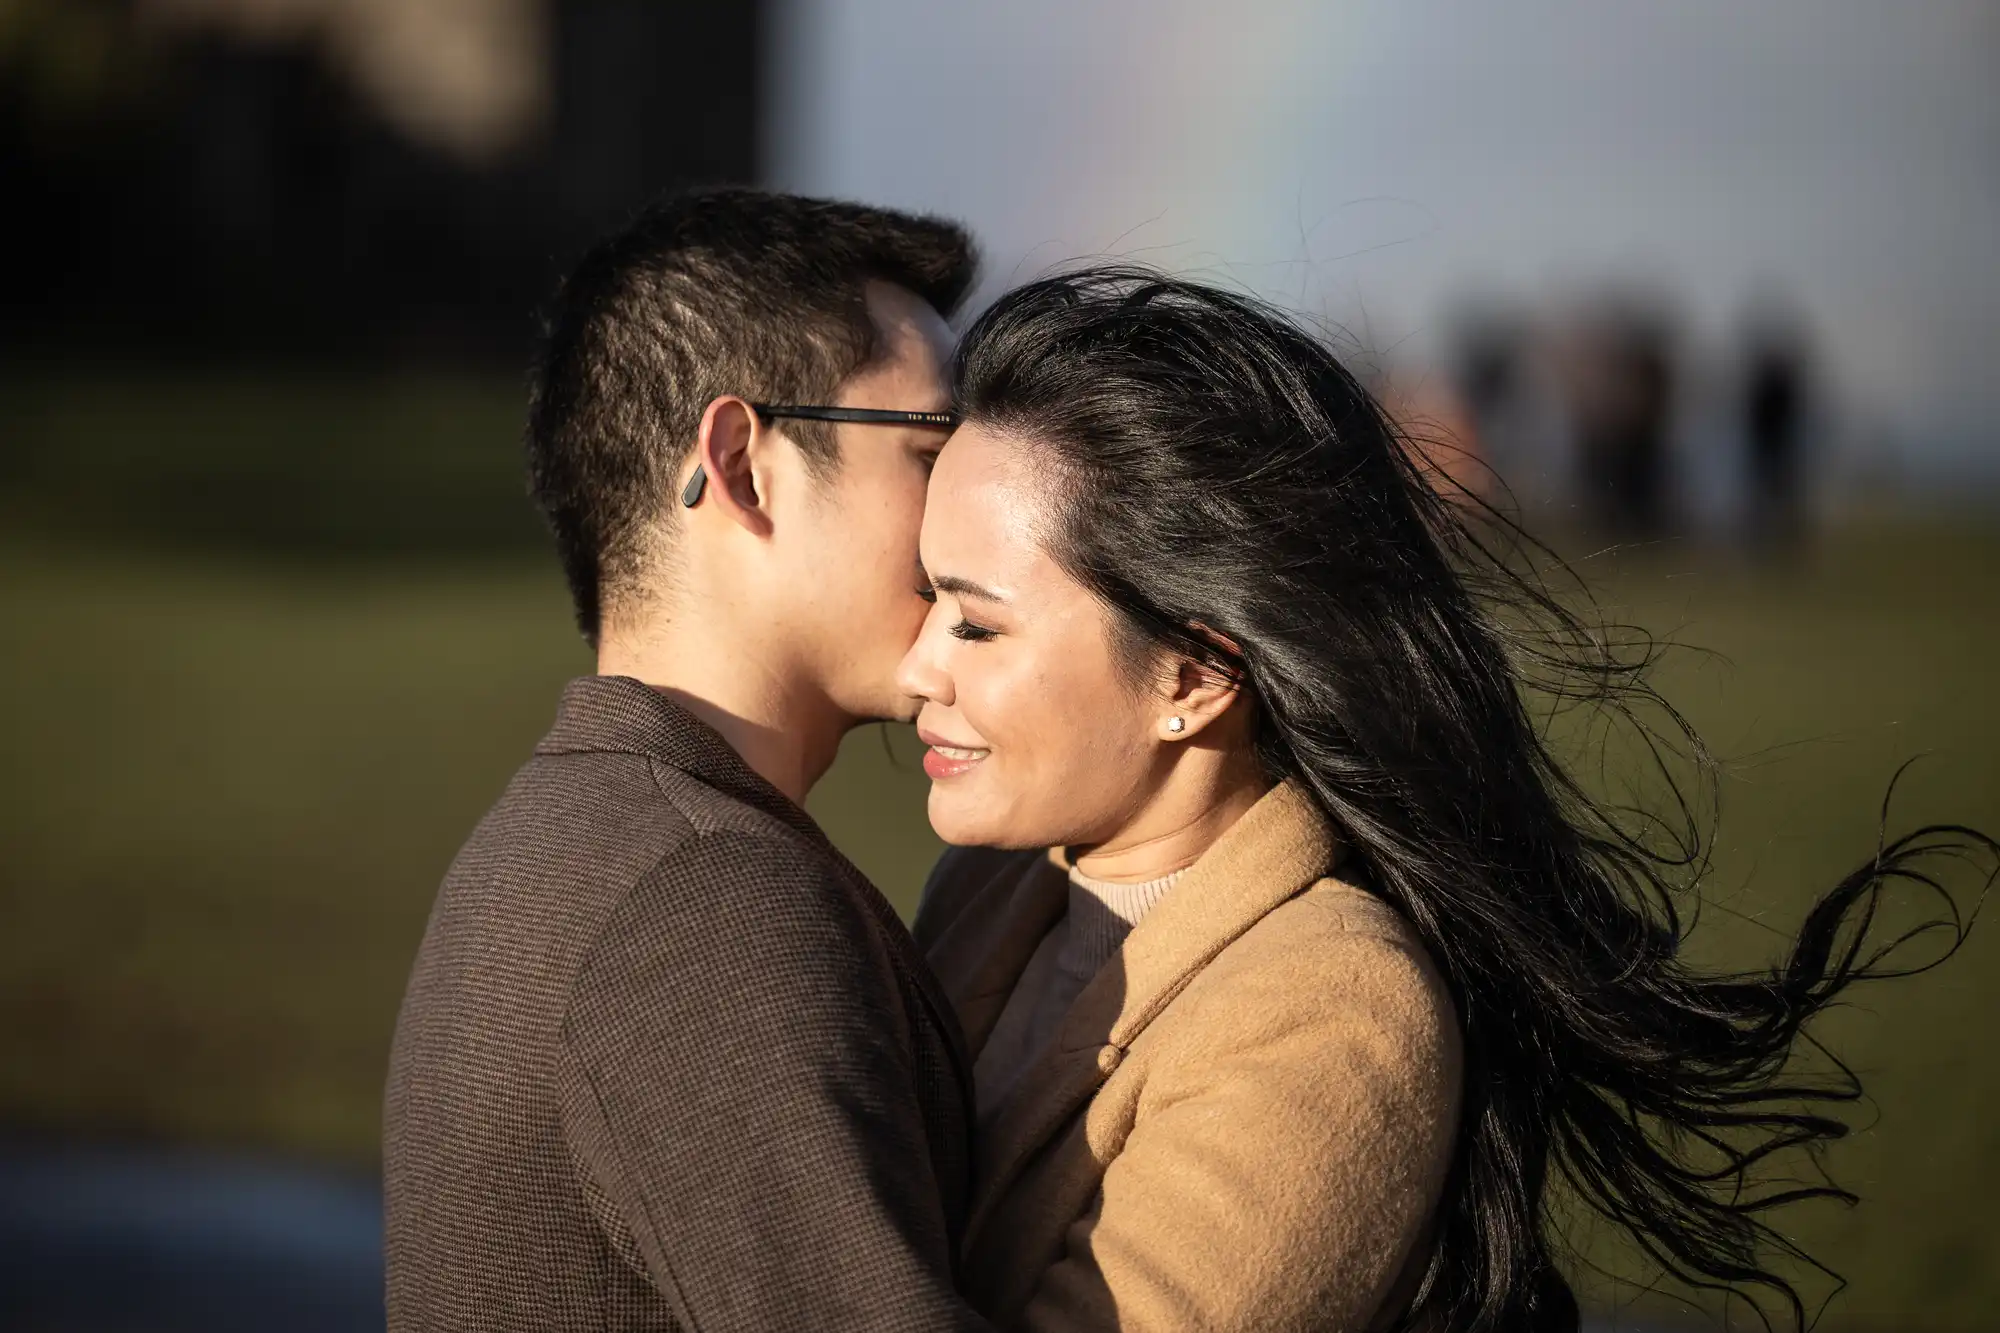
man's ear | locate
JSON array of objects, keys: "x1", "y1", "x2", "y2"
[{"x1": 688, "y1": 396, "x2": 772, "y2": 537}]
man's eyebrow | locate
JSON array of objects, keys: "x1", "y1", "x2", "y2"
[{"x1": 930, "y1": 574, "x2": 1007, "y2": 603}]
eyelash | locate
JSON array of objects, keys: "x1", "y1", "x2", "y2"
[{"x1": 915, "y1": 585, "x2": 997, "y2": 642}]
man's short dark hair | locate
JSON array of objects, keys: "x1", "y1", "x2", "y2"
[{"x1": 526, "y1": 187, "x2": 978, "y2": 645}]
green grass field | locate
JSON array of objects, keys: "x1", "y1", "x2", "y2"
[{"x1": 1, "y1": 376, "x2": 1995, "y2": 1328}]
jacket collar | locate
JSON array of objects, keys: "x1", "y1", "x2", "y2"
[
  {"x1": 538, "y1": 674, "x2": 977, "y2": 1108},
  {"x1": 960, "y1": 780, "x2": 1346, "y2": 1249},
  {"x1": 537, "y1": 674, "x2": 827, "y2": 846}
]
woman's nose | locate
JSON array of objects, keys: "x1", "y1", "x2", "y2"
[{"x1": 895, "y1": 611, "x2": 954, "y2": 706}]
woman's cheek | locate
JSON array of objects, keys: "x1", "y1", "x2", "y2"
[{"x1": 974, "y1": 650, "x2": 1033, "y2": 752}]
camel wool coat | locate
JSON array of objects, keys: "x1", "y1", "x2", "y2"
[{"x1": 913, "y1": 781, "x2": 1463, "y2": 1333}]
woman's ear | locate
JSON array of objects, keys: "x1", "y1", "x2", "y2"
[
  {"x1": 1159, "y1": 655, "x2": 1244, "y2": 741},
  {"x1": 688, "y1": 396, "x2": 772, "y2": 537}
]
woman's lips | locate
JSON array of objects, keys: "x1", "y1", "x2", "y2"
[{"x1": 921, "y1": 742, "x2": 990, "y2": 780}]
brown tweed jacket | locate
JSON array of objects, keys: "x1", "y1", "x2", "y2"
[{"x1": 384, "y1": 675, "x2": 987, "y2": 1332}]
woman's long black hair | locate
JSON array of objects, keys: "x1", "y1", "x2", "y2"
[{"x1": 950, "y1": 266, "x2": 1996, "y2": 1332}]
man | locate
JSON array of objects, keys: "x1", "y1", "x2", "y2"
[{"x1": 384, "y1": 188, "x2": 989, "y2": 1331}]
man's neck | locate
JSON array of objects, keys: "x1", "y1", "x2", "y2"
[{"x1": 596, "y1": 622, "x2": 848, "y2": 807}]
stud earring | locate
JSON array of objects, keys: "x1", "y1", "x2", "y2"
[{"x1": 1167, "y1": 716, "x2": 1186, "y2": 734}]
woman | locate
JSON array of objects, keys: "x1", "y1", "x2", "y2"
[{"x1": 897, "y1": 267, "x2": 1991, "y2": 1332}]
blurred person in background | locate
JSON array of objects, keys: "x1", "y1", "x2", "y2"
[
  {"x1": 383, "y1": 188, "x2": 995, "y2": 1332},
  {"x1": 1740, "y1": 302, "x2": 1815, "y2": 551},
  {"x1": 902, "y1": 267, "x2": 1992, "y2": 1332},
  {"x1": 1561, "y1": 298, "x2": 1679, "y2": 537},
  {"x1": 1452, "y1": 304, "x2": 1535, "y2": 490}
]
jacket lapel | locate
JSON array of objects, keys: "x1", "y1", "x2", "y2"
[
  {"x1": 923, "y1": 849, "x2": 1071, "y2": 1057},
  {"x1": 964, "y1": 781, "x2": 1345, "y2": 1249}
]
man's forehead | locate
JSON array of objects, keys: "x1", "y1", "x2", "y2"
[
  {"x1": 845, "y1": 283, "x2": 952, "y2": 407},
  {"x1": 865, "y1": 280, "x2": 952, "y2": 349}
]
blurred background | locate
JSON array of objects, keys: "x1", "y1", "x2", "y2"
[{"x1": 2, "y1": 2, "x2": 1995, "y2": 1329}]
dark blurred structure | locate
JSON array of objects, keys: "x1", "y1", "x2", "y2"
[
  {"x1": 2, "y1": 0, "x2": 767, "y2": 562},
  {"x1": 2, "y1": 0, "x2": 763, "y2": 370}
]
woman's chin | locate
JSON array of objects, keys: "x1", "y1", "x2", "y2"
[
  {"x1": 929, "y1": 787, "x2": 1064, "y2": 853},
  {"x1": 926, "y1": 784, "x2": 984, "y2": 846},
  {"x1": 927, "y1": 781, "x2": 1021, "y2": 849}
]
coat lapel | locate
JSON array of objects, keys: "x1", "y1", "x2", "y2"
[{"x1": 963, "y1": 781, "x2": 1346, "y2": 1249}]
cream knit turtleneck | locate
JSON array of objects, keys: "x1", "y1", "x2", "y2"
[{"x1": 972, "y1": 859, "x2": 1189, "y2": 1128}]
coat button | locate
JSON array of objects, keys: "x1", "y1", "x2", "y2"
[{"x1": 1096, "y1": 1044, "x2": 1123, "y2": 1075}]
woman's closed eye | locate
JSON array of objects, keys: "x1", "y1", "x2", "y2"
[{"x1": 915, "y1": 572, "x2": 999, "y2": 639}]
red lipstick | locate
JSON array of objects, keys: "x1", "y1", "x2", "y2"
[{"x1": 918, "y1": 728, "x2": 990, "y2": 780}]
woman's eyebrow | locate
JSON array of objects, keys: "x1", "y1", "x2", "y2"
[{"x1": 930, "y1": 573, "x2": 1008, "y2": 603}]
